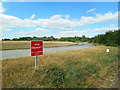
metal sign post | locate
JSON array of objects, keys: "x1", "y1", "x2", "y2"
[{"x1": 35, "y1": 56, "x2": 37, "y2": 70}]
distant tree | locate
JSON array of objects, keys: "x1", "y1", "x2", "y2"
[
  {"x1": 81, "y1": 35, "x2": 86, "y2": 42},
  {"x1": 2, "y1": 38, "x2": 11, "y2": 41},
  {"x1": 12, "y1": 38, "x2": 19, "y2": 41},
  {"x1": 43, "y1": 36, "x2": 46, "y2": 38},
  {"x1": 33, "y1": 36, "x2": 37, "y2": 38}
]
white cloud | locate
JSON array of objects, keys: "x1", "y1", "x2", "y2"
[
  {"x1": 0, "y1": 2, "x2": 6, "y2": 13},
  {"x1": 3, "y1": 28, "x2": 12, "y2": 31},
  {"x1": 0, "y1": 25, "x2": 2, "y2": 38},
  {"x1": 109, "y1": 24, "x2": 115, "y2": 27},
  {"x1": 65, "y1": 15, "x2": 70, "y2": 19},
  {"x1": 80, "y1": 11, "x2": 118, "y2": 25},
  {"x1": 87, "y1": 8, "x2": 96, "y2": 13},
  {"x1": 2, "y1": 0, "x2": 6, "y2": 2},
  {"x1": 0, "y1": 14, "x2": 38, "y2": 28},
  {"x1": 55, "y1": 24, "x2": 118, "y2": 38},
  {"x1": 14, "y1": 28, "x2": 50, "y2": 36},
  {"x1": 50, "y1": 15, "x2": 62, "y2": 20},
  {"x1": 0, "y1": 11, "x2": 119, "y2": 30},
  {"x1": 0, "y1": 25, "x2": 12, "y2": 32},
  {"x1": 37, "y1": 16, "x2": 76, "y2": 30},
  {"x1": 37, "y1": 12, "x2": 118, "y2": 30},
  {"x1": 30, "y1": 14, "x2": 35, "y2": 19},
  {"x1": 20, "y1": 0, "x2": 24, "y2": 2},
  {"x1": 0, "y1": 2, "x2": 119, "y2": 31},
  {"x1": 56, "y1": 30, "x2": 102, "y2": 38},
  {"x1": 89, "y1": 24, "x2": 118, "y2": 32},
  {"x1": 35, "y1": 28, "x2": 50, "y2": 32},
  {"x1": 59, "y1": 30, "x2": 88, "y2": 37}
]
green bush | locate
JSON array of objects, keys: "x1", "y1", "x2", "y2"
[{"x1": 44, "y1": 66, "x2": 66, "y2": 87}]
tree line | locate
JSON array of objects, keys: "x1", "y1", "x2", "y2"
[
  {"x1": 89, "y1": 30, "x2": 119, "y2": 46},
  {"x1": 3, "y1": 36, "x2": 58, "y2": 41},
  {"x1": 2, "y1": 29, "x2": 120, "y2": 47}
]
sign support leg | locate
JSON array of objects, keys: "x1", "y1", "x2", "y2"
[{"x1": 35, "y1": 56, "x2": 37, "y2": 70}]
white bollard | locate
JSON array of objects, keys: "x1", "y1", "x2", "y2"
[{"x1": 106, "y1": 49, "x2": 109, "y2": 54}]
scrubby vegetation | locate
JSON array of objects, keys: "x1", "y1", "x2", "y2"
[
  {"x1": 89, "y1": 30, "x2": 119, "y2": 47},
  {"x1": 2, "y1": 46, "x2": 118, "y2": 88}
]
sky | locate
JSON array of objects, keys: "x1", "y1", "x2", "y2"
[
  {"x1": 0, "y1": 0, "x2": 120, "y2": 2},
  {"x1": 0, "y1": 2, "x2": 119, "y2": 39}
]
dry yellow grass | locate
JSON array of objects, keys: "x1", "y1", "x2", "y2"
[
  {"x1": 2, "y1": 45, "x2": 118, "y2": 88},
  {"x1": 1, "y1": 41, "x2": 76, "y2": 50}
]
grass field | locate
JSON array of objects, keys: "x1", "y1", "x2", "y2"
[
  {"x1": 2, "y1": 45, "x2": 119, "y2": 88},
  {"x1": 1, "y1": 41, "x2": 76, "y2": 50}
]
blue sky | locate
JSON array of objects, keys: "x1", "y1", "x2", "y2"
[
  {"x1": 0, "y1": 2, "x2": 119, "y2": 39},
  {"x1": 1, "y1": 0, "x2": 119, "y2": 2}
]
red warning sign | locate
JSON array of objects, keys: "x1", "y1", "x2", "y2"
[{"x1": 31, "y1": 41, "x2": 43, "y2": 56}]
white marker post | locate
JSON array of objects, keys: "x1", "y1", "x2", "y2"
[{"x1": 106, "y1": 49, "x2": 109, "y2": 54}]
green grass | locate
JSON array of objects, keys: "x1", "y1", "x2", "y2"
[{"x1": 2, "y1": 45, "x2": 119, "y2": 88}]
